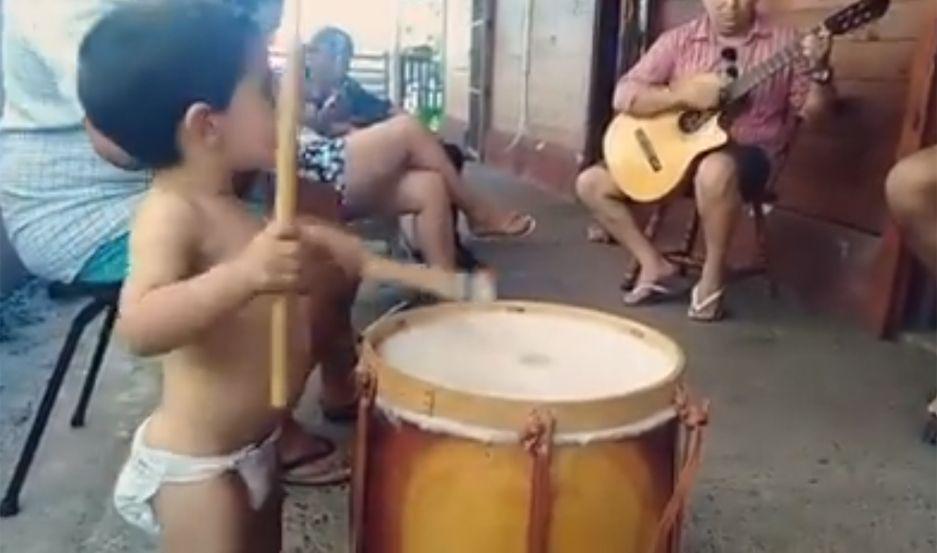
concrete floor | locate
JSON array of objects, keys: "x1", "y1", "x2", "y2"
[{"x1": 0, "y1": 164, "x2": 934, "y2": 552}]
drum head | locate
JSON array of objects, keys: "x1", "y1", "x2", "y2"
[{"x1": 373, "y1": 303, "x2": 681, "y2": 403}]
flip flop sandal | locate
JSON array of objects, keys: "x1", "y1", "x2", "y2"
[
  {"x1": 471, "y1": 213, "x2": 536, "y2": 240},
  {"x1": 923, "y1": 396, "x2": 937, "y2": 445},
  {"x1": 281, "y1": 439, "x2": 351, "y2": 488},
  {"x1": 586, "y1": 223, "x2": 615, "y2": 244},
  {"x1": 622, "y1": 274, "x2": 691, "y2": 306},
  {"x1": 687, "y1": 286, "x2": 727, "y2": 322}
]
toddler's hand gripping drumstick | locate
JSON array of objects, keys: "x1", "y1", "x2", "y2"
[{"x1": 271, "y1": 0, "x2": 302, "y2": 409}]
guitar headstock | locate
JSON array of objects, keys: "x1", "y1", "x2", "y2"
[{"x1": 823, "y1": 0, "x2": 891, "y2": 35}]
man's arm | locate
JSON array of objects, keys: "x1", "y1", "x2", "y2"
[
  {"x1": 617, "y1": 85, "x2": 682, "y2": 116},
  {"x1": 304, "y1": 100, "x2": 352, "y2": 138},
  {"x1": 299, "y1": 221, "x2": 365, "y2": 278},
  {"x1": 611, "y1": 30, "x2": 679, "y2": 114},
  {"x1": 612, "y1": 29, "x2": 723, "y2": 116}
]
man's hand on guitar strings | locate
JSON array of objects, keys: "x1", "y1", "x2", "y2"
[{"x1": 670, "y1": 73, "x2": 727, "y2": 111}]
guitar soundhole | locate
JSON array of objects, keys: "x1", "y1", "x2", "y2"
[{"x1": 678, "y1": 111, "x2": 704, "y2": 133}]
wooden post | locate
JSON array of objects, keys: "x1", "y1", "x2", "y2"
[{"x1": 271, "y1": 0, "x2": 303, "y2": 408}]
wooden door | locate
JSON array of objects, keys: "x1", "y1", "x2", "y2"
[{"x1": 583, "y1": 0, "x2": 654, "y2": 167}]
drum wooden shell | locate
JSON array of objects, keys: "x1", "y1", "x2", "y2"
[{"x1": 355, "y1": 302, "x2": 687, "y2": 553}]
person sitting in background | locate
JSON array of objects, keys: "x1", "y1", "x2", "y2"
[
  {"x1": 303, "y1": 27, "x2": 398, "y2": 138},
  {"x1": 884, "y1": 144, "x2": 937, "y2": 443},
  {"x1": 302, "y1": 26, "x2": 497, "y2": 269},
  {"x1": 575, "y1": 0, "x2": 834, "y2": 321}
]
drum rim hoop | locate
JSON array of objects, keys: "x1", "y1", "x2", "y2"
[
  {"x1": 374, "y1": 397, "x2": 678, "y2": 443},
  {"x1": 362, "y1": 301, "x2": 686, "y2": 433}
]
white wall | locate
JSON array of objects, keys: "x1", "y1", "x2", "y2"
[
  {"x1": 443, "y1": 0, "x2": 471, "y2": 124},
  {"x1": 490, "y1": 0, "x2": 595, "y2": 150},
  {"x1": 274, "y1": 0, "x2": 399, "y2": 52}
]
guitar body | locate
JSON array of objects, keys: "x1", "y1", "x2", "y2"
[{"x1": 603, "y1": 111, "x2": 729, "y2": 202}]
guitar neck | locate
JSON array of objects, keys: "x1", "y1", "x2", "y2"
[
  {"x1": 721, "y1": 0, "x2": 890, "y2": 104},
  {"x1": 724, "y1": 40, "x2": 804, "y2": 104}
]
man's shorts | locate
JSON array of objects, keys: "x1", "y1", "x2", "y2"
[
  {"x1": 298, "y1": 135, "x2": 348, "y2": 201},
  {"x1": 723, "y1": 144, "x2": 772, "y2": 202}
]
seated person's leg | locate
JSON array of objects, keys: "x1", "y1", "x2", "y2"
[
  {"x1": 886, "y1": 144, "x2": 937, "y2": 276},
  {"x1": 297, "y1": 206, "x2": 361, "y2": 420},
  {"x1": 405, "y1": 140, "x2": 482, "y2": 269},
  {"x1": 387, "y1": 170, "x2": 457, "y2": 269},
  {"x1": 305, "y1": 259, "x2": 360, "y2": 419},
  {"x1": 886, "y1": 145, "x2": 937, "y2": 444},
  {"x1": 338, "y1": 114, "x2": 533, "y2": 237},
  {"x1": 575, "y1": 164, "x2": 679, "y2": 303},
  {"x1": 688, "y1": 146, "x2": 760, "y2": 319}
]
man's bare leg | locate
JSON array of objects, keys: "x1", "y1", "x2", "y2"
[
  {"x1": 885, "y1": 145, "x2": 937, "y2": 444},
  {"x1": 886, "y1": 145, "x2": 937, "y2": 276},
  {"x1": 385, "y1": 170, "x2": 457, "y2": 269},
  {"x1": 292, "y1": 191, "x2": 359, "y2": 419},
  {"x1": 693, "y1": 151, "x2": 743, "y2": 305},
  {"x1": 575, "y1": 165, "x2": 676, "y2": 284},
  {"x1": 343, "y1": 114, "x2": 532, "y2": 236},
  {"x1": 273, "y1": 253, "x2": 356, "y2": 474},
  {"x1": 156, "y1": 473, "x2": 282, "y2": 553},
  {"x1": 307, "y1": 264, "x2": 360, "y2": 416}
]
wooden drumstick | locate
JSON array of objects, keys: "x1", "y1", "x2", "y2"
[
  {"x1": 362, "y1": 255, "x2": 497, "y2": 303},
  {"x1": 304, "y1": 223, "x2": 497, "y2": 300},
  {"x1": 271, "y1": 0, "x2": 303, "y2": 409}
]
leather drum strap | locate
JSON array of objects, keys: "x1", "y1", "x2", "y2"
[
  {"x1": 651, "y1": 387, "x2": 710, "y2": 553},
  {"x1": 523, "y1": 410, "x2": 557, "y2": 553},
  {"x1": 351, "y1": 372, "x2": 378, "y2": 553}
]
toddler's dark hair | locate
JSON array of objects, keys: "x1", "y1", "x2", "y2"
[{"x1": 78, "y1": 2, "x2": 262, "y2": 169}]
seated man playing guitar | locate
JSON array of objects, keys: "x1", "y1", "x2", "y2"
[{"x1": 576, "y1": 0, "x2": 836, "y2": 321}]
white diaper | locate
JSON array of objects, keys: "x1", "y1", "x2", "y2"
[{"x1": 113, "y1": 419, "x2": 281, "y2": 535}]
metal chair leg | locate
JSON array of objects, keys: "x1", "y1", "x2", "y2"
[
  {"x1": 664, "y1": 209, "x2": 700, "y2": 276},
  {"x1": 0, "y1": 299, "x2": 107, "y2": 518},
  {"x1": 71, "y1": 302, "x2": 118, "y2": 428},
  {"x1": 679, "y1": 210, "x2": 700, "y2": 258},
  {"x1": 752, "y1": 201, "x2": 778, "y2": 298},
  {"x1": 625, "y1": 204, "x2": 669, "y2": 289}
]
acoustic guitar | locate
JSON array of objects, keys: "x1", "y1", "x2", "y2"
[{"x1": 602, "y1": 0, "x2": 891, "y2": 202}]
